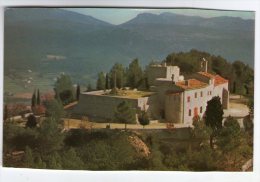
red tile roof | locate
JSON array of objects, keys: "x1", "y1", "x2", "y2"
[
  {"x1": 198, "y1": 72, "x2": 228, "y2": 86},
  {"x1": 198, "y1": 71, "x2": 215, "y2": 78},
  {"x1": 214, "y1": 75, "x2": 228, "y2": 86},
  {"x1": 175, "y1": 79, "x2": 208, "y2": 90}
]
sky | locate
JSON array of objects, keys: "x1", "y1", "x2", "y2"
[{"x1": 64, "y1": 8, "x2": 255, "y2": 25}]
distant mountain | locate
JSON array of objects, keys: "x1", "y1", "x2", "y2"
[
  {"x1": 122, "y1": 12, "x2": 254, "y2": 31},
  {"x1": 5, "y1": 8, "x2": 112, "y2": 28},
  {"x1": 4, "y1": 8, "x2": 255, "y2": 93},
  {"x1": 120, "y1": 12, "x2": 254, "y2": 66}
]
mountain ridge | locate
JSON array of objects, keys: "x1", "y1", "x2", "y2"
[{"x1": 4, "y1": 8, "x2": 255, "y2": 93}]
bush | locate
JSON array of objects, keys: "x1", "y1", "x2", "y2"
[{"x1": 26, "y1": 114, "x2": 37, "y2": 128}]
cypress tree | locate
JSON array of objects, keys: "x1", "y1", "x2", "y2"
[
  {"x1": 204, "y1": 96, "x2": 224, "y2": 149},
  {"x1": 37, "y1": 89, "x2": 41, "y2": 105},
  {"x1": 31, "y1": 89, "x2": 36, "y2": 108},
  {"x1": 76, "y1": 84, "x2": 80, "y2": 101}
]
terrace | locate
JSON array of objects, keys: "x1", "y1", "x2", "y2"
[{"x1": 82, "y1": 89, "x2": 154, "y2": 99}]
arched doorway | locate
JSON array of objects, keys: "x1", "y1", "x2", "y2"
[{"x1": 194, "y1": 107, "x2": 198, "y2": 117}]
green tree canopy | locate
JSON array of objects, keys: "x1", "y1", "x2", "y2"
[
  {"x1": 191, "y1": 116, "x2": 211, "y2": 145},
  {"x1": 61, "y1": 148, "x2": 84, "y2": 170},
  {"x1": 54, "y1": 74, "x2": 75, "y2": 105},
  {"x1": 45, "y1": 99, "x2": 64, "y2": 122},
  {"x1": 126, "y1": 58, "x2": 143, "y2": 88},
  {"x1": 216, "y1": 116, "x2": 242, "y2": 153},
  {"x1": 45, "y1": 152, "x2": 62, "y2": 169},
  {"x1": 215, "y1": 116, "x2": 246, "y2": 168},
  {"x1": 114, "y1": 101, "x2": 136, "y2": 130},
  {"x1": 138, "y1": 110, "x2": 150, "y2": 128},
  {"x1": 204, "y1": 96, "x2": 224, "y2": 149},
  {"x1": 38, "y1": 118, "x2": 64, "y2": 154},
  {"x1": 26, "y1": 114, "x2": 37, "y2": 128},
  {"x1": 109, "y1": 63, "x2": 126, "y2": 89},
  {"x1": 96, "y1": 72, "x2": 106, "y2": 90},
  {"x1": 24, "y1": 146, "x2": 34, "y2": 168},
  {"x1": 164, "y1": 50, "x2": 254, "y2": 95}
]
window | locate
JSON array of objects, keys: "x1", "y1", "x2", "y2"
[
  {"x1": 200, "y1": 91, "x2": 203, "y2": 97},
  {"x1": 187, "y1": 96, "x2": 190, "y2": 102},
  {"x1": 189, "y1": 109, "x2": 191, "y2": 116},
  {"x1": 195, "y1": 92, "x2": 197, "y2": 98},
  {"x1": 200, "y1": 106, "x2": 203, "y2": 113}
]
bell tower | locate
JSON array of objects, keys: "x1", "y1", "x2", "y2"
[{"x1": 201, "y1": 57, "x2": 208, "y2": 72}]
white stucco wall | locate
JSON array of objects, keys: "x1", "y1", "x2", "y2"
[
  {"x1": 74, "y1": 91, "x2": 150, "y2": 122},
  {"x1": 183, "y1": 85, "x2": 214, "y2": 124},
  {"x1": 182, "y1": 81, "x2": 229, "y2": 124},
  {"x1": 147, "y1": 65, "x2": 180, "y2": 86}
]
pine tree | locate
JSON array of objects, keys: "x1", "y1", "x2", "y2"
[
  {"x1": 38, "y1": 117, "x2": 64, "y2": 154},
  {"x1": 54, "y1": 74, "x2": 74, "y2": 105},
  {"x1": 109, "y1": 63, "x2": 125, "y2": 89},
  {"x1": 62, "y1": 148, "x2": 84, "y2": 170},
  {"x1": 47, "y1": 153, "x2": 62, "y2": 169},
  {"x1": 96, "y1": 72, "x2": 106, "y2": 90},
  {"x1": 114, "y1": 101, "x2": 136, "y2": 130},
  {"x1": 127, "y1": 58, "x2": 143, "y2": 88},
  {"x1": 36, "y1": 89, "x2": 41, "y2": 105},
  {"x1": 34, "y1": 154, "x2": 46, "y2": 169},
  {"x1": 45, "y1": 100, "x2": 64, "y2": 122},
  {"x1": 24, "y1": 146, "x2": 34, "y2": 168},
  {"x1": 216, "y1": 116, "x2": 242, "y2": 153}
]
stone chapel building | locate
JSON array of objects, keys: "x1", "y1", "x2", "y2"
[
  {"x1": 147, "y1": 59, "x2": 229, "y2": 124},
  {"x1": 74, "y1": 59, "x2": 229, "y2": 125}
]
